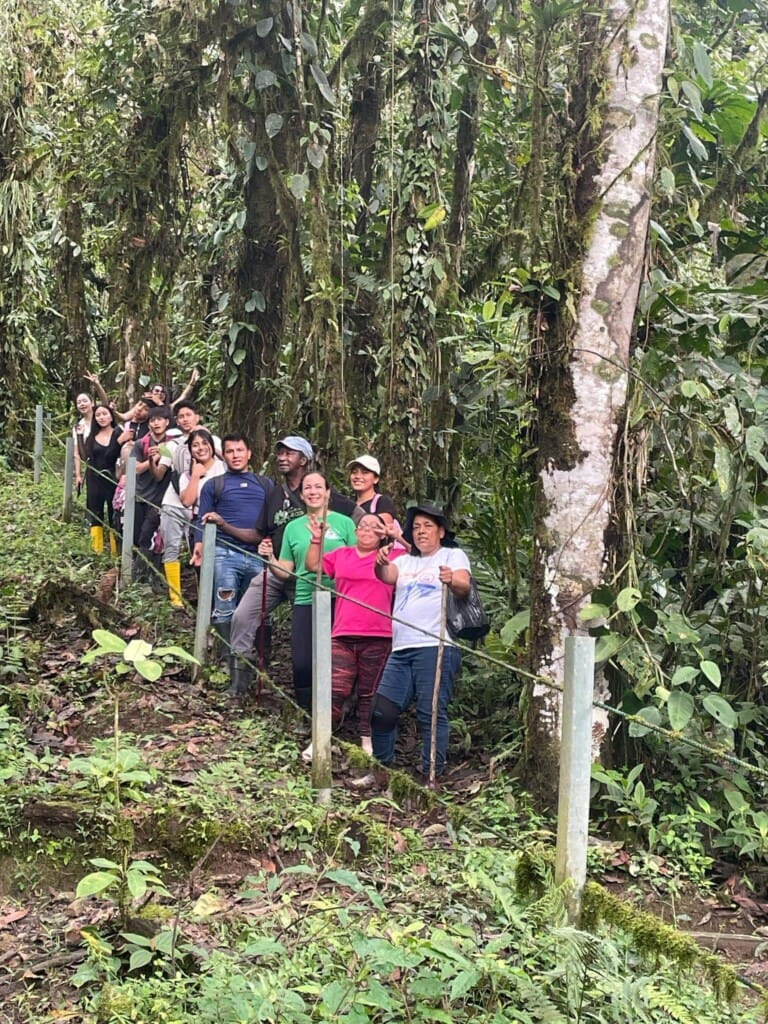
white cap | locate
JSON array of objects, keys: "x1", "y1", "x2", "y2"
[{"x1": 347, "y1": 455, "x2": 380, "y2": 475}]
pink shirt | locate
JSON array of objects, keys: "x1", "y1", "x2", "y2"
[{"x1": 322, "y1": 546, "x2": 399, "y2": 638}]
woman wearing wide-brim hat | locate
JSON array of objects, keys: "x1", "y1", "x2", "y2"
[{"x1": 363, "y1": 503, "x2": 472, "y2": 785}]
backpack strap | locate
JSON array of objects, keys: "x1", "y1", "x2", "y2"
[
  {"x1": 370, "y1": 493, "x2": 379, "y2": 513},
  {"x1": 212, "y1": 472, "x2": 272, "y2": 507}
]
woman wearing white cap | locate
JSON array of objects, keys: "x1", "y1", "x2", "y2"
[{"x1": 348, "y1": 456, "x2": 398, "y2": 526}]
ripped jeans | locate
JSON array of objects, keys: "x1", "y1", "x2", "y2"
[{"x1": 212, "y1": 546, "x2": 265, "y2": 623}]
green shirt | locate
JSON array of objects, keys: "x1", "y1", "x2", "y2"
[{"x1": 278, "y1": 511, "x2": 357, "y2": 605}]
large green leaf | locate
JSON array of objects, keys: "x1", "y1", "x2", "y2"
[
  {"x1": 667, "y1": 690, "x2": 694, "y2": 731},
  {"x1": 699, "y1": 660, "x2": 722, "y2": 688},
  {"x1": 123, "y1": 638, "x2": 152, "y2": 662},
  {"x1": 309, "y1": 63, "x2": 335, "y2": 105},
  {"x1": 702, "y1": 693, "x2": 737, "y2": 728},
  {"x1": 134, "y1": 659, "x2": 162, "y2": 682},
  {"x1": 91, "y1": 629, "x2": 126, "y2": 652},
  {"x1": 76, "y1": 871, "x2": 116, "y2": 897}
]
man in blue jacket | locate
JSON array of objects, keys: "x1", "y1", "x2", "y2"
[{"x1": 191, "y1": 434, "x2": 273, "y2": 659}]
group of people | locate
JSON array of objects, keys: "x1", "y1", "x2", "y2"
[
  {"x1": 72, "y1": 375, "x2": 219, "y2": 607},
  {"x1": 73, "y1": 378, "x2": 474, "y2": 784}
]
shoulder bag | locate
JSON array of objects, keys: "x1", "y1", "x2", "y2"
[{"x1": 446, "y1": 576, "x2": 490, "y2": 641}]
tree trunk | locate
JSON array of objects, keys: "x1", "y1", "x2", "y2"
[{"x1": 523, "y1": 0, "x2": 670, "y2": 804}]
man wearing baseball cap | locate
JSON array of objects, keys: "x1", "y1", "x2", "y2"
[{"x1": 228, "y1": 434, "x2": 358, "y2": 696}]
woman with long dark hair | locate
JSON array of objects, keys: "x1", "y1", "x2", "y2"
[{"x1": 84, "y1": 404, "x2": 128, "y2": 554}]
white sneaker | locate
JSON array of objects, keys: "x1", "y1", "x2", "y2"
[
  {"x1": 301, "y1": 742, "x2": 313, "y2": 764},
  {"x1": 361, "y1": 736, "x2": 373, "y2": 755},
  {"x1": 348, "y1": 771, "x2": 377, "y2": 789}
]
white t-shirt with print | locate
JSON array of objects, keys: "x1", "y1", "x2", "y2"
[{"x1": 391, "y1": 547, "x2": 471, "y2": 650}]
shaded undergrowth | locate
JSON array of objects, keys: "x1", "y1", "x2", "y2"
[{"x1": 0, "y1": 467, "x2": 763, "y2": 1023}]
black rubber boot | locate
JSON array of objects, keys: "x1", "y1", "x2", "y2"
[
  {"x1": 294, "y1": 687, "x2": 312, "y2": 713},
  {"x1": 227, "y1": 656, "x2": 253, "y2": 698},
  {"x1": 212, "y1": 620, "x2": 231, "y2": 663}
]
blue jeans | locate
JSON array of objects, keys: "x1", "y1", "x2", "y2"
[
  {"x1": 372, "y1": 646, "x2": 461, "y2": 775},
  {"x1": 213, "y1": 546, "x2": 264, "y2": 623}
]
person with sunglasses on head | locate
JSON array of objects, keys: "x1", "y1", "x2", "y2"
[
  {"x1": 131, "y1": 405, "x2": 178, "y2": 584},
  {"x1": 304, "y1": 512, "x2": 402, "y2": 759},
  {"x1": 228, "y1": 436, "x2": 359, "y2": 697}
]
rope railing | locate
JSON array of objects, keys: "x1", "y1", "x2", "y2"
[
  {"x1": 29, "y1": 423, "x2": 768, "y2": 796},
  {"x1": 30, "y1": 418, "x2": 768, "y2": 788}
]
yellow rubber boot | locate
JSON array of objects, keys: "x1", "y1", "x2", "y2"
[
  {"x1": 108, "y1": 531, "x2": 118, "y2": 558},
  {"x1": 164, "y1": 561, "x2": 184, "y2": 608},
  {"x1": 90, "y1": 525, "x2": 104, "y2": 554}
]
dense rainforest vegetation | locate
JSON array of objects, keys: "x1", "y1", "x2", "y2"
[{"x1": 5, "y1": 0, "x2": 768, "y2": 1011}]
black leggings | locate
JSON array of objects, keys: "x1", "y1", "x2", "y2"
[
  {"x1": 85, "y1": 471, "x2": 117, "y2": 529},
  {"x1": 291, "y1": 600, "x2": 334, "y2": 708}
]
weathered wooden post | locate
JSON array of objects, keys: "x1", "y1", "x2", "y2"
[
  {"x1": 555, "y1": 635, "x2": 595, "y2": 924},
  {"x1": 193, "y1": 522, "x2": 217, "y2": 677},
  {"x1": 62, "y1": 436, "x2": 75, "y2": 522},
  {"x1": 312, "y1": 588, "x2": 333, "y2": 804},
  {"x1": 33, "y1": 405, "x2": 44, "y2": 483},
  {"x1": 121, "y1": 457, "x2": 137, "y2": 584}
]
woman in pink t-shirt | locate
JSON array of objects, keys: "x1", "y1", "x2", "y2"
[{"x1": 305, "y1": 513, "x2": 400, "y2": 753}]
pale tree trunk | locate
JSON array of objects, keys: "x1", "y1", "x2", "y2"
[{"x1": 524, "y1": 0, "x2": 670, "y2": 804}]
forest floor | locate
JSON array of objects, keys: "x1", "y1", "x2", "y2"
[{"x1": 2, "y1": 472, "x2": 768, "y2": 1022}]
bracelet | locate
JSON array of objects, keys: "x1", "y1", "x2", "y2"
[{"x1": 310, "y1": 539, "x2": 321, "y2": 545}]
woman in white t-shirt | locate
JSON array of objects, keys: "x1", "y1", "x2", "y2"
[
  {"x1": 368, "y1": 503, "x2": 471, "y2": 785},
  {"x1": 179, "y1": 428, "x2": 225, "y2": 519},
  {"x1": 73, "y1": 392, "x2": 95, "y2": 493}
]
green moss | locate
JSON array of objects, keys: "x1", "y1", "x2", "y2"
[
  {"x1": 135, "y1": 902, "x2": 175, "y2": 922},
  {"x1": 514, "y1": 846, "x2": 555, "y2": 899},
  {"x1": 610, "y1": 222, "x2": 629, "y2": 239},
  {"x1": 582, "y1": 882, "x2": 741, "y2": 1001},
  {"x1": 591, "y1": 298, "x2": 610, "y2": 316}
]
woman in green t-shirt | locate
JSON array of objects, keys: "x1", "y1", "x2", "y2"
[{"x1": 261, "y1": 472, "x2": 356, "y2": 716}]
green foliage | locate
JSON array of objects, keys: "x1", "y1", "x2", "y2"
[
  {"x1": 82, "y1": 629, "x2": 199, "y2": 683},
  {"x1": 75, "y1": 849, "x2": 757, "y2": 1023},
  {"x1": 76, "y1": 857, "x2": 170, "y2": 903},
  {"x1": 67, "y1": 743, "x2": 155, "y2": 804}
]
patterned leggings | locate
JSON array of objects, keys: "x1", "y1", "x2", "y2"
[{"x1": 331, "y1": 636, "x2": 392, "y2": 737}]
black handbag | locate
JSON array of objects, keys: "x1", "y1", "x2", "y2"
[{"x1": 446, "y1": 577, "x2": 490, "y2": 641}]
